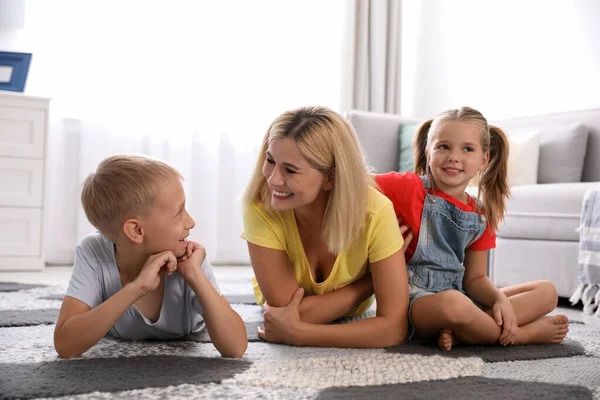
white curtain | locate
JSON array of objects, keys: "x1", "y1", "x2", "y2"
[
  {"x1": 17, "y1": 0, "x2": 346, "y2": 265},
  {"x1": 341, "y1": 0, "x2": 403, "y2": 114}
]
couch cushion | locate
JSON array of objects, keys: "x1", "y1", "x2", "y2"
[
  {"x1": 397, "y1": 123, "x2": 419, "y2": 172},
  {"x1": 507, "y1": 131, "x2": 541, "y2": 186},
  {"x1": 497, "y1": 182, "x2": 600, "y2": 241},
  {"x1": 537, "y1": 123, "x2": 589, "y2": 184},
  {"x1": 345, "y1": 110, "x2": 422, "y2": 173},
  {"x1": 490, "y1": 109, "x2": 600, "y2": 182}
]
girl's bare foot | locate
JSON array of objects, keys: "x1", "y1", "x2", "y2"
[
  {"x1": 515, "y1": 315, "x2": 569, "y2": 345},
  {"x1": 438, "y1": 328, "x2": 458, "y2": 351}
]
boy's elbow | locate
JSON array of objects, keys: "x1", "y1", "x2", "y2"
[
  {"x1": 54, "y1": 329, "x2": 83, "y2": 359},
  {"x1": 220, "y1": 341, "x2": 248, "y2": 359},
  {"x1": 54, "y1": 342, "x2": 82, "y2": 359}
]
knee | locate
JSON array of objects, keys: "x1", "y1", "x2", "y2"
[
  {"x1": 438, "y1": 290, "x2": 478, "y2": 326},
  {"x1": 537, "y1": 280, "x2": 558, "y2": 312}
]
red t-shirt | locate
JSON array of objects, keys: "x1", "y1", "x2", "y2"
[{"x1": 375, "y1": 172, "x2": 496, "y2": 263}]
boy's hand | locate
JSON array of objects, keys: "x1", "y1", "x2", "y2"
[
  {"x1": 133, "y1": 251, "x2": 177, "y2": 295},
  {"x1": 177, "y1": 241, "x2": 207, "y2": 282}
]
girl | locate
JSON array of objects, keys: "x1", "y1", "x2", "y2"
[
  {"x1": 376, "y1": 106, "x2": 569, "y2": 350},
  {"x1": 241, "y1": 106, "x2": 409, "y2": 348}
]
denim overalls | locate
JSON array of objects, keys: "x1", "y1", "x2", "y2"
[{"x1": 407, "y1": 176, "x2": 486, "y2": 341}]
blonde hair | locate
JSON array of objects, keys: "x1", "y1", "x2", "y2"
[
  {"x1": 412, "y1": 107, "x2": 511, "y2": 231},
  {"x1": 242, "y1": 106, "x2": 373, "y2": 254},
  {"x1": 81, "y1": 154, "x2": 183, "y2": 242}
]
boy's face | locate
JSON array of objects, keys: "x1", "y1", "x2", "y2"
[{"x1": 140, "y1": 176, "x2": 195, "y2": 258}]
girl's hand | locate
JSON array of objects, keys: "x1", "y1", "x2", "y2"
[
  {"x1": 398, "y1": 216, "x2": 414, "y2": 253},
  {"x1": 493, "y1": 296, "x2": 518, "y2": 345},
  {"x1": 258, "y1": 288, "x2": 304, "y2": 344}
]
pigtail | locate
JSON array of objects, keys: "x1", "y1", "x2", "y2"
[
  {"x1": 479, "y1": 125, "x2": 511, "y2": 231},
  {"x1": 412, "y1": 119, "x2": 433, "y2": 175}
]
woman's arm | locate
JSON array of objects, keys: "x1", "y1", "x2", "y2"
[
  {"x1": 463, "y1": 250, "x2": 505, "y2": 307},
  {"x1": 248, "y1": 243, "x2": 374, "y2": 324},
  {"x1": 259, "y1": 249, "x2": 409, "y2": 348}
]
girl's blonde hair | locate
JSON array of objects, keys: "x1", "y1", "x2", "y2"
[
  {"x1": 242, "y1": 106, "x2": 373, "y2": 254},
  {"x1": 412, "y1": 107, "x2": 510, "y2": 231},
  {"x1": 81, "y1": 154, "x2": 183, "y2": 242}
]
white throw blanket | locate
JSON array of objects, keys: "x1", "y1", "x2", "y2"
[{"x1": 570, "y1": 188, "x2": 600, "y2": 316}]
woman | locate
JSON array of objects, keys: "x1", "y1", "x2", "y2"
[{"x1": 241, "y1": 106, "x2": 409, "y2": 348}]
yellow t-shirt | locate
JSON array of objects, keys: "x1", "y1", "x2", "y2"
[{"x1": 241, "y1": 187, "x2": 403, "y2": 317}]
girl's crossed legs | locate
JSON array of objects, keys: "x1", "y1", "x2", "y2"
[{"x1": 411, "y1": 280, "x2": 569, "y2": 351}]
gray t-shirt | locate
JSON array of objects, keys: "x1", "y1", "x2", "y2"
[{"x1": 65, "y1": 232, "x2": 222, "y2": 341}]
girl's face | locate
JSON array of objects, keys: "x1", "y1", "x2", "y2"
[
  {"x1": 426, "y1": 122, "x2": 489, "y2": 196},
  {"x1": 262, "y1": 137, "x2": 333, "y2": 212}
]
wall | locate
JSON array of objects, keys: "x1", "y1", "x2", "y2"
[
  {"x1": 402, "y1": 0, "x2": 600, "y2": 119},
  {"x1": 0, "y1": 0, "x2": 26, "y2": 50}
]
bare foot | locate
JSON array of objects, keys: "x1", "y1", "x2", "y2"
[
  {"x1": 438, "y1": 328, "x2": 458, "y2": 351},
  {"x1": 515, "y1": 315, "x2": 569, "y2": 345}
]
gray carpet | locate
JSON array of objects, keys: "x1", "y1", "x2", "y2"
[
  {"x1": 0, "y1": 282, "x2": 46, "y2": 292},
  {"x1": 386, "y1": 337, "x2": 588, "y2": 362},
  {"x1": 316, "y1": 377, "x2": 593, "y2": 399},
  {"x1": 0, "y1": 356, "x2": 252, "y2": 399},
  {"x1": 0, "y1": 283, "x2": 257, "y2": 328},
  {"x1": 0, "y1": 309, "x2": 60, "y2": 327},
  {"x1": 1, "y1": 281, "x2": 599, "y2": 399}
]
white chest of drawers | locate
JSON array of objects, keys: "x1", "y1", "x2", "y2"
[{"x1": 0, "y1": 91, "x2": 50, "y2": 271}]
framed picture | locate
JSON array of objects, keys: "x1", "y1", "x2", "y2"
[{"x1": 0, "y1": 51, "x2": 32, "y2": 92}]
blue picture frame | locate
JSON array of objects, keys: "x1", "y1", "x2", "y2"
[{"x1": 0, "y1": 51, "x2": 32, "y2": 92}]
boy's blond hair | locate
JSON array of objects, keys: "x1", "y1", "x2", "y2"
[
  {"x1": 81, "y1": 154, "x2": 183, "y2": 242},
  {"x1": 242, "y1": 106, "x2": 373, "y2": 254}
]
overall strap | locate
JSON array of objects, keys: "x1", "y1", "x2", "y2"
[
  {"x1": 419, "y1": 175, "x2": 437, "y2": 204},
  {"x1": 419, "y1": 175, "x2": 432, "y2": 190}
]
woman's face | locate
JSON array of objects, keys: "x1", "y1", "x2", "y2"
[{"x1": 262, "y1": 137, "x2": 332, "y2": 212}]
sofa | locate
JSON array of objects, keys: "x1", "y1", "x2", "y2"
[{"x1": 346, "y1": 108, "x2": 600, "y2": 299}]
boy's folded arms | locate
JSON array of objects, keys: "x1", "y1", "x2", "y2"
[{"x1": 54, "y1": 154, "x2": 247, "y2": 359}]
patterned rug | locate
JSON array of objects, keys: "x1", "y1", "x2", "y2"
[{"x1": 1, "y1": 281, "x2": 599, "y2": 399}]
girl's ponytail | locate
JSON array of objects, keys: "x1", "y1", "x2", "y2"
[
  {"x1": 480, "y1": 125, "x2": 511, "y2": 231},
  {"x1": 413, "y1": 119, "x2": 433, "y2": 175}
]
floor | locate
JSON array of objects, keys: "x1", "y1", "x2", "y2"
[{"x1": 0, "y1": 265, "x2": 595, "y2": 325}]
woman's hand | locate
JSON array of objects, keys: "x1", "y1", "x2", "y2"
[
  {"x1": 398, "y1": 216, "x2": 414, "y2": 253},
  {"x1": 258, "y1": 288, "x2": 304, "y2": 345},
  {"x1": 493, "y1": 296, "x2": 518, "y2": 345}
]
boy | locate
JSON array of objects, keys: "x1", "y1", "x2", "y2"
[{"x1": 54, "y1": 154, "x2": 247, "y2": 358}]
